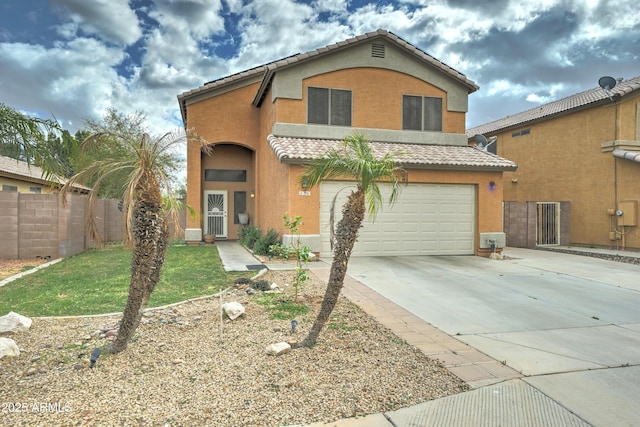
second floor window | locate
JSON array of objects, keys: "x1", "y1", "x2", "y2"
[
  {"x1": 308, "y1": 87, "x2": 352, "y2": 126},
  {"x1": 403, "y1": 95, "x2": 443, "y2": 132}
]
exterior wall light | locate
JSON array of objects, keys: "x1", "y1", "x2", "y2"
[{"x1": 489, "y1": 181, "x2": 496, "y2": 191}]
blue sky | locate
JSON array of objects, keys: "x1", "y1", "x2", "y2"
[{"x1": 0, "y1": 0, "x2": 638, "y2": 136}]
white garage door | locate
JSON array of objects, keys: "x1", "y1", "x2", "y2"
[{"x1": 319, "y1": 182, "x2": 475, "y2": 256}]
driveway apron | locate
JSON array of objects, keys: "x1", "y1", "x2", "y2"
[{"x1": 344, "y1": 248, "x2": 640, "y2": 426}]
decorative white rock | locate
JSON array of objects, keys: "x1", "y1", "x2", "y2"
[
  {"x1": 0, "y1": 311, "x2": 32, "y2": 333},
  {"x1": 266, "y1": 342, "x2": 291, "y2": 356},
  {"x1": 0, "y1": 337, "x2": 20, "y2": 359},
  {"x1": 222, "y1": 302, "x2": 245, "y2": 320}
]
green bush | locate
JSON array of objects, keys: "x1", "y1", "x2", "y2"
[
  {"x1": 252, "y1": 280, "x2": 270, "y2": 291},
  {"x1": 253, "y1": 228, "x2": 280, "y2": 255},
  {"x1": 238, "y1": 225, "x2": 261, "y2": 248},
  {"x1": 233, "y1": 277, "x2": 253, "y2": 285}
]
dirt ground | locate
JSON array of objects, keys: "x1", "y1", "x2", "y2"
[{"x1": 0, "y1": 259, "x2": 50, "y2": 281}]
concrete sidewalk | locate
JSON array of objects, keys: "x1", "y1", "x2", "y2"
[{"x1": 216, "y1": 242, "x2": 638, "y2": 426}]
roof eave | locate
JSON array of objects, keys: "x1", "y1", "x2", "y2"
[
  {"x1": 277, "y1": 157, "x2": 517, "y2": 172},
  {"x1": 468, "y1": 97, "x2": 615, "y2": 137}
]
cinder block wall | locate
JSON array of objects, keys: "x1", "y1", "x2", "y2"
[
  {"x1": 504, "y1": 201, "x2": 570, "y2": 248},
  {"x1": 59, "y1": 194, "x2": 87, "y2": 258},
  {"x1": 504, "y1": 201, "x2": 531, "y2": 248},
  {"x1": 104, "y1": 199, "x2": 125, "y2": 242},
  {"x1": 0, "y1": 192, "x2": 19, "y2": 259},
  {"x1": 19, "y1": 194, "x2": 59, "y2": 259},
  {"x1": 0, "y1": 194, "x2": 187, "y2": 259}
]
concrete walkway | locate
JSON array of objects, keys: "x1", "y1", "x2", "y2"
[{"x1": 215, "y1": 242, "x2": 640, "y2": 426}]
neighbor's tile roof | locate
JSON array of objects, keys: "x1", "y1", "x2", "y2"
[
  {"x1": 468, "y1": 76, "x2": 640, "y2": 137},
  {"x1": 0, "y1": 155, "x2": 89, "y2": 191},
  {"x1": 178, "y1": 29, "x2": 479, "y2": 122},
  {"x1": 267, "y1": 135, "x2": 517, "y2": 171}
]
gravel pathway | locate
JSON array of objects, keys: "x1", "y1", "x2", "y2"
[{"x1": 1, "y1": 270, "x2": 468, "y2": 426}]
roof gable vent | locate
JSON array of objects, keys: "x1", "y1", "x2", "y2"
[{"x1": 371, "y1": 43, "x2": 385, "y2": 58}]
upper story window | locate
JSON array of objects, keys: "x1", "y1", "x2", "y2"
[
  {"x1": 2, "y1": 185, "x2": 18, "y2": 192},
  {"x1": 403, "y1": 95, "x2": 443, "y2": 132},
  {"x1": 511, "y1": 128, "x2": 530, "y2": 138},
  {"x1": 30, "y1": 187, "x2": 42, "y2": 194},
  {"x1": 308, "y1": 87, "x2": 352, "y2": 126}
]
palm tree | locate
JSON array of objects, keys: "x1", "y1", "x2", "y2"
[
  {"x1": 0, "y1": 102, "x2": 68, "y2": 177},
  {"x1": 298, "y1": 132, "x2": 404, "y2": 348},
  {"x1": 61, "y1": 114, "x2": 209, "y2": 353}
]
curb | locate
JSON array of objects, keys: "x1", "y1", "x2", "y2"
[{"x1": 0, "y1": 258, "x2": 63, "y2": 288}]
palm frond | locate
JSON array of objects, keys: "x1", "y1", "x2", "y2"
[
  {"x1": 301, "y1": 131, "x2": 404, "y2": 221},
  {"x1": 60, "y1": 125, "x2": 209, "y2": 246}
]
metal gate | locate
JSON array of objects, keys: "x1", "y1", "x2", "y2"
[
  {"x1": 205, "y1": 191, "x2": 227, "y2": 238},
  {"x1": 537, "y1": 202, "x2": 560, "y2": 245}
]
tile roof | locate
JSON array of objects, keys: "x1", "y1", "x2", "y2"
[
  {"x1": 468, "y1": 76, "x2": 640, "y2": 137},
  {"x1": 178, "y1": 29, "x2": 479, "y2": 123},
  {"x1": 0, "y1": 155, "x2": 89, "y2": 191},
  {"x1": 267, "y1": 135, "x2": 517, "y2": 171}
]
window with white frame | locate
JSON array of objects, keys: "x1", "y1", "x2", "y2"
[
  {"x1": 308, "y1": 87, "x2": 352, "y2": 126},
  {"x1": 402, "y1": 95, "x2": 443, "y2": 131}
]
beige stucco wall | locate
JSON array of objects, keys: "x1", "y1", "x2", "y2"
[
  {"x1": 184, "y1": 58, "x2": 504, "y2": 254},
  {"x1": 185, "y1": 83, "x2": 261, "y2": 233},
  {"x1": 274, "y1": 68, "x2": 465, "y2": 133},
  {"x1": 499, "y1": 93, "x2": 640, "y2": 249}
]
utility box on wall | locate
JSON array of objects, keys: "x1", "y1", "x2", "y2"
[
  {"x1": 618, "y1": 200, "x2": 638, "y2": 227},
  {"x1": 479, "y1": 232, "x2": 506, "y2": 249}
]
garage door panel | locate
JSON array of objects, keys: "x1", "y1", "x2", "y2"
[
  {"x1": 320, "y1": 182, "x2": 475, "y2": 256},
  {"x1": 401, "y1": 222, "x2": 419, "y2": 232}
]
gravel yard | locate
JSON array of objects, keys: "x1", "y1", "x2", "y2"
[
  {"x1": 1, "y1": 269, "x2": 468, "y2": 427},
  {"x1": 0, "y1": 259, "x2": 50, "y2": 281}
]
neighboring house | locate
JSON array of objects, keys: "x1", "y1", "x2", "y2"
[
  {"x1": 468, "y1": 76, "x2": 640, "y2": 250},
  {"x1": 178, "y1": 29, "x2": 517, "y2": 257},
  {"x1": 0, "y1": 155, "x2": 89, "y2": 194}
]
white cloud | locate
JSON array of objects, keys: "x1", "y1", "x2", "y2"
[
  {"x1": 315, "y1": 0, "x2": 348, "y2": 13},
  {"x1": 150, "y1": 0, "x2": 226, "y2": 39},
  {"x1": 2, "y1": 0, "x2": 639, "y2": 140},
  {"x1": 0, "y1": 38, "x2": 126, "y2": 129},
  {"x1": 52, "y1": 0, "x2": 142, "y2": 45},
  {"x1": 228, "y1": 0, "x2": 351, "y2": 72}
]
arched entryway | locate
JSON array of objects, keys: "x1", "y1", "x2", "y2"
[{"x1": 201, "y1": 144, "x2": 255, "y2": 240}]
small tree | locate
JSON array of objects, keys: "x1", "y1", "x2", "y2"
[
  {"x1": 0, "y1": 102, "x2": 70, "y2": 178},
  {"x1": 297, "y1": 133, "x2": 404, "y2": 348},
  {"x1": 282, "y1": 213, "x2": 310, "y2": 302},
  {"x1": 61, "y1": 110, "x2": 209, "y2": 353}
]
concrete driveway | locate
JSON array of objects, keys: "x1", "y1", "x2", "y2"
[{"x1": 345, "y1": 248, "x2": 640, "y2": 426}]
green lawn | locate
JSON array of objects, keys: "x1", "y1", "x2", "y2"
[{"x1": 0, "y1": 244, "x2": 251, "y2": 317}]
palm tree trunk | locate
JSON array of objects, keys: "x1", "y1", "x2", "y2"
[
  {"x1": 300, "y1": 188, "x2": 365, "y2": 348},
  {"x1": 111, "y1": 176, "x2": 168, "y2": 353}
]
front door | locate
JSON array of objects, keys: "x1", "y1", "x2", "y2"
[{"x1": 205, "y1": 190, "x2": 227, "y2": 239}]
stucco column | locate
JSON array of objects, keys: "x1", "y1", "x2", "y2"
[{"x1": 185, "y1": 141, "x2": 204, "y2": 244}]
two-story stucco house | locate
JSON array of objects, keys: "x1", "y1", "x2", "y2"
[
  {"x1": 178, "y1": 29, "x2": 517, "y2": 257},
  {"x1": 468, "y1": 76, "x2": 640, "y2": 251}
]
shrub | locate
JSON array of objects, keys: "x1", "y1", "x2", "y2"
[
  {"x1": 238, "y1": 225, "x2": 261, "y2": 248},
  {"x1": 268, "y1": 243, "x2": 290, "y2": 259},
  {"x1": 252, "y1": 280, "x2": 270, "y2": 291},
  {"x1": 233, "y1": 277, "x2": 253, "y2": 285},
  {"x1": 253, "y1": 228, "x2": 280, "y2": 255}
]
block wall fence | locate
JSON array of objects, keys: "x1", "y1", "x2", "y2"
[{"x1": 0, "y1": 193, "x2": 186, "y2": 260}]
